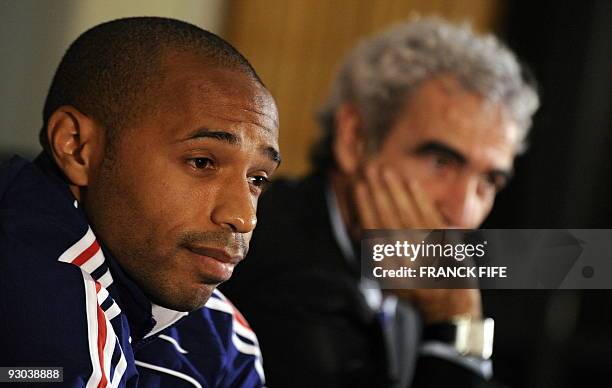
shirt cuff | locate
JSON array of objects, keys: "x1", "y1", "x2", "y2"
[{"x1": 420, "y1": 341, "x2": 493, "y2": 379}]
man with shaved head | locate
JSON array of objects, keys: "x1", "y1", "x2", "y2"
[{"x1": 0, "y1": 17, "x2": 280, "y2": 387}]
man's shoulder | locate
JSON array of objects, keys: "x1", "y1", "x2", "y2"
[
  {"x1": 0, "y1": 155, "x2": 29, "y2": 194},
  {"x1": 199, "y1": 289, "x2": 261, "y2": 354},
  {"x1": 0, "y1": 246, "x2": 100, "y2": 368},
  {"x1": 252, "y1": 172, "x2": 330, "y2": 245},
  {"x1": 1, "y1": 154, "x2": 89, "y2": 263},
  {"x1": 258, "y1": 173, "x2": 327, "y2": 214},
  {"x1": 0, "y1": 229, "x2": 136, "y2": 386},
  {"x1": 0, "y1": 157, "x2": 136, "y2": 385}
]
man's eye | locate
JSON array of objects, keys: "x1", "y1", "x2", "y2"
[
  {"x1": 432, "y1": 154, "x2": 454, "y2": 168},
  {"x1": 249, "y1": 175, "x2": 270, "y2": 188},
  {"x1": 485, "y1": 175, "x2": 507, "y2": 192},
  {"x1": 189, "y1": 157, "x2": 214, "y2": 170}
]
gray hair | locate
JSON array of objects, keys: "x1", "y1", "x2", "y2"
[{"x1": 312, "y1": 16, "x2": 539, "y2": 169}]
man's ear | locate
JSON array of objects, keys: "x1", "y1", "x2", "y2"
[
  {"x1": 46, "y1": 106, "x2": 102, "y2": 187},
  {"x1": 333, "y1": 103, "x2": 365, "y2": 175}
]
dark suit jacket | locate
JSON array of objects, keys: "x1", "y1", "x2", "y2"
[{"x1": 222, "y1": 173, "x2": 496, "y2": 388}]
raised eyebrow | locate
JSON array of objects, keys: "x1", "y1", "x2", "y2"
[
  {"x1": 179, "y1": 128, "x2": 280, "y2": 165},
  {"x1": 413, "y1": 141, "x2": 467, "y2": 164},
  {"x1": 180, "y1": 128, "x2": 240, "y2": 145},
  {"x1": 263, "y1": 146, "x2": 282, "y2": 165}
]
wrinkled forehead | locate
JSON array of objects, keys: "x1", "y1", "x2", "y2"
[{"x1": 411, "y1": 76, "x2": 520, "y2": 142}]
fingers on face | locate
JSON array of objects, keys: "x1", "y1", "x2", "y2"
[
  {"x1": 354, "y1": 180, "x2": 379, "y2": 229},
  {"x1": 409, "y1": 180, "x2": 446, "y2": 228},
  {"x1": 365, "y1": 165, "x2": 403, "y2": 229},
  {"x1": 381, "y1": 167, "x2": 421, "y2": 228},
  {"x1": 356, "y1": 163, "x2": 446, "y2": 229}
]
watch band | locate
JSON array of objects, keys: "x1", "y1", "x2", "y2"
[{"x1": 423, "y1": 315, "x2": 494, "y2": 359}]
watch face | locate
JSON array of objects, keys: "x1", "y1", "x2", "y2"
[
  {"x1": 423, "y1": 317, "x2": 494, "y2": 359},
  {"x1": 455, "y1": 317, "x2": 495, "y2": 359}
]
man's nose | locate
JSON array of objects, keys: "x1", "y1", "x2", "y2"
[
  {"x1": 440, "y1": 175, "x2": 481, "y2": 229},
  {"x1": 211, "y1": 177, "x2": 257, "y2": 233}
]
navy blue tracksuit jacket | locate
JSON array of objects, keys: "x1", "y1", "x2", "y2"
[{"x1": 0, "y1": 154, "x2": 264, "y2": 387}]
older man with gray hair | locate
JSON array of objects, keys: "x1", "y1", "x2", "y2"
[{"x1": 223, "y1": 17, "x2": 539, "y2": 388}]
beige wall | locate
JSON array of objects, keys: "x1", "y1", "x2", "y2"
[
  {"x1": 225, "y1": 0, "x2": 501, "y2": 177},
  {"x1": 67, "y1": 0, "x2": 226, "y2": 44}
]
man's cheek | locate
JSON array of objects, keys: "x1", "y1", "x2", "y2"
[
  {"x1": 476, "y1": 198, "x2": 495, "y2": 227},
  {"x1": 239, "y1": 232, "x2": 253, "y2": 258}
]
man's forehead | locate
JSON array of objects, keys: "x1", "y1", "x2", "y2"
[
  {"x1": 160, "y1": 55, "x2": 279, "y2": 132},
  {"x1": 404, "y1": 78, "x2": 519, "y2": 143},
  {"x1": 192, "y1": 84, "x2": 279, "y2": 133}
]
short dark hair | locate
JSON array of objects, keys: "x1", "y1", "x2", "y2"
[{"x1": 40, "y1": 16, "x2": 262, "y2": 154}]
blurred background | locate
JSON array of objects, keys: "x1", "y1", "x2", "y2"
[{"x1": 2, "y1": 0, "x2": 611, "y2": 386}]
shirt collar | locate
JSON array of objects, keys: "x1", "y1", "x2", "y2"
[
  {"x1": 145, "y1": 304, "x2": 189, "y2": 339},
  {"x1": 325, "y1": 180, "x2": 356, "y2": 262}
]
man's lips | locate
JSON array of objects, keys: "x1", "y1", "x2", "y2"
[{"x1": 185, "y1": 245, "x2": 243, "y2": 265}]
